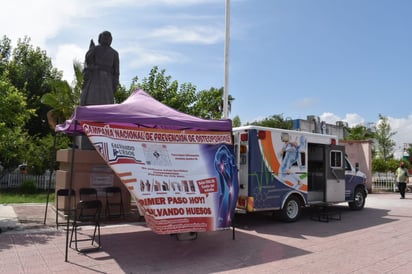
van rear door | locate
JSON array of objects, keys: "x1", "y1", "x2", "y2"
[{"x1": 325, "y1": 145, "x2": 346, "y2": 203}]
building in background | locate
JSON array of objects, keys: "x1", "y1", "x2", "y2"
[{"x1": 292, "y1": 115, "x2": 348, "y2": 139}]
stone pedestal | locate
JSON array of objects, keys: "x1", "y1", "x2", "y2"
[
  {"x1": 55, "y1": 149, "x2": 131, "y2": 215},
  {"x1": 75, "y1": 135, "x2": 95, "y2": 150}
]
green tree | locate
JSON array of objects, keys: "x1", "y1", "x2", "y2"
[
  {"x1": 134, "y1": 66, "x2": 234, "y2": 119},
  {"x1": 374, "y1": 114, "x2": 396, "y2": 161},
  {"x1": 41, "y1": 61, "x2": 83, "y2": 128},
  {"x1": 0, "y1": 36, "x2": 11, "y2": 75},
  {"x1": 115, "y1": 84, "x2": 133, "y2": 104},
  {"x1": 345, "y1": 124, "x2": 375, "y2": 140},
  {"x1": 406, "y1": 145, "x2": 412, "y2": 164},
  {"x1": 41, "y1": 80, "x2": 79, "y2": 127},
  {"x1": 247, "y1": 114, "x2": 293, "y2": 129},
  {"x1": 42, "y1": 60, "x2": 131, "y2": 126},
  {"x1": 232, "y1": 115, "x2": 241, "y2": 127},
  {"x1": 138, "y1": 66, "x2": 197, "y2": 113},
  {"x1": 24, "y1": 133, "x2": 70, "y2": 174},
  {"x1": 0, "y1": 35, "x2": 67, "y2": 173},
  {"x1": 389, "y1": 158, "x2": 405, "y2": 171},
  {"x1": 371, "y1": 158, "x2": 386, "y2": 172},
  {"x1": 6, "y1": 36, "x2": 62, "y2": 137},
  {"x1": 0, "y1": 75, "x2": 35, "y2": 170},
  {"x1": 371, "y1": 158, "x2": 400, "y2": 173},
  {"x1": 193, "y1": 87, "x2": 235, "y2": 119}
]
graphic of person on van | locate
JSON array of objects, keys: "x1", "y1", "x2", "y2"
[
  {"x1": 214, "y1": 145, "x2": 238, "y2": 227},
  {"x1": 279, "y1": 133, "x2": 306, "y2": 188}
]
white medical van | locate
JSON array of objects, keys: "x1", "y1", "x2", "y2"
[{"x1": 233, "y1": 125, "x2": 367, "y2": 222}]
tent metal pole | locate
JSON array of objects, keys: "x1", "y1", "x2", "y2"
[
  {"x1": 65, "y1": 121, "x2": 77, "y2": 262},
  {"x1": 43, "y1": 132, "x2": 57, "y2": 224}
]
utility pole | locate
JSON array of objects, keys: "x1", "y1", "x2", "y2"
[{"x1": 223, "y1": 0, "x2": 230, "y2": 119}]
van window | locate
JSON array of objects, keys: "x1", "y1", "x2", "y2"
[
  {"x1": 344, "y1": 158, "x2": 352, "y2": 171},
  {"x1": 330, "y1": 151, "x2": 343, "y2": 168}
]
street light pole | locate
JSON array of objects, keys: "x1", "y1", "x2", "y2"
[{"x1": 223, "y1": 0, "x2": 230, "y2": 119}]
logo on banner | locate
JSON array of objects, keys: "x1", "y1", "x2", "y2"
[
  {"x1": 110, "y1": 143, "x2": 142, "y2": 164},
  {"x1": 95, "y1": 142, "x2": 109, "y2": 161}
]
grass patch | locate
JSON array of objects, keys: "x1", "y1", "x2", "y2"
[{"x1": 0, "y1": 190, "x2": 55, "y2": 204}]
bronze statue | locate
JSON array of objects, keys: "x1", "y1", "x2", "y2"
[{"x1": 80, "y1": 31, "x2": 119, "y2": 105}]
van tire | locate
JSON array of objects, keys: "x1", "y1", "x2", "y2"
[
  {"x1": 280, "y1": 195, "x2": 301, "y2": 222},
  {"x1": 348, "y1": 187, "x2": 365, "y2": 210}
]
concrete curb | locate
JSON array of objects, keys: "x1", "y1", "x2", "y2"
[{"x1": 0, "y1": 205, "x2": 21, "y2": 233}]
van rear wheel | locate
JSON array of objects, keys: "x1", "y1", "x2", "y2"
[{"x1": 280, "y1": 195, "x2": 301, "y2": 222}]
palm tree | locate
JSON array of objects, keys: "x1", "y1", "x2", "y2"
[
  {"x1": 345, "y1": 125, "x2": 375, "y2": 140},
  {"x1": 41, "y1": 61, "x2": 83, "y2": 129}
]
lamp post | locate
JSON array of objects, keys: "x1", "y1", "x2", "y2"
[{"x1": 223, "y1": 0, "x2": 230, "y2": 119}]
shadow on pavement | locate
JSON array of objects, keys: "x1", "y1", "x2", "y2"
[
  {"x1": 0, "y1": 195, "x2": 400, "y2": 273},
  {"x1": 97, "y1": 228, "x2": 310, "y2": 273},
  {"x1": 233, "y1": 205, "x2": 393, "y2": 239},
  {"x1": 0, "y1": 231, "x2": 62, "y2": 251}
]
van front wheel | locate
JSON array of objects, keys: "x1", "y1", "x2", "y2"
[
  {"x1": 280, "y1": 195, "x2": 301, "y2": 222},
  {"x1": 348, "y1": 187, "x2": 365, "y2": 210}
]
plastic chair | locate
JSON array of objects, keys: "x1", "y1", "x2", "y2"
[
  {"x1": 105, "y1": 186, "x2": 124, "y2": 218},
  {"x1": 69, "y1": 200, "x2": 102, "y2": 252},
  {"x1": 79, "y1": 187, "x2": 98, "y2": 201},
  {"x1": 55, "y1": 189, "x2": 76, "y2": 229}
]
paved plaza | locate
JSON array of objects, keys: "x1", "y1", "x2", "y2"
[{"x1": 1, "y1": 193, "x2": 412, "y2": 273}]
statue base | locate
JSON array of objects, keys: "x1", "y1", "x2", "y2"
[
  {"x1": 75, "y1": 135, "x2": 95, "y2": 150},
  {"x1": 55, "y1": 149, "x2": 131, "y2": 216}
]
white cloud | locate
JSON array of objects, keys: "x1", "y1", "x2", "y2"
[
  {"x1": 1, "y1": 0, "x2": 87, "y2": 48},
  {"x1": 343, "y1": 113, "x2": 365, "y2": 127},
  {"x1": 56, "y1": 43, "x2": 185, "y2": 84},
  {"x1": 149, "y1": 25, "x2": 224, "y2": 44},
  {"x1": 100, "y1": 0, "x2": 218, "y2": 7},
  {"x1": 128, "y1": 50, "x2": 179, "y2": 68},
  {"x1": 320, "y1": 112, "x2": 365, "y2": 127},
  {"x1": 54, "y1": 44, "x2": 85, "y2": 84},
  {"x1": 387, "y1": 115, "x2": 412, "y2": 158},
  {"x1": 320, "y1": 112, "x2": 341, "y2": 125},
  {"x1": 121, "y1": 45, "x2": 183, "y2": 67}
]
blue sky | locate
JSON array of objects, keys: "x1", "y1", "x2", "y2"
[{"x1": 1, "y1": 0, "x2": 412, "y2": 157}]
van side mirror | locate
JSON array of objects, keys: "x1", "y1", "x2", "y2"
[{"x1": 355, "y1": 162, "x2": 359, "y2": 172}]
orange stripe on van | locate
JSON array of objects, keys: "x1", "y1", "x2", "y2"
[
  {"x1": 299, "y1": 184, "x2": 308, "y2": 192},
  {"x1": 285, "y1": 180, "x2": 294, "y2": 187},
  {"x1": 260, "y1": 131, "x2": 280, "y2": 174}
]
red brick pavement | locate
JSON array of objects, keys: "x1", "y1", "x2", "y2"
[{"x1": 1, "y1": 193, "x2": 412, "y2": 273}]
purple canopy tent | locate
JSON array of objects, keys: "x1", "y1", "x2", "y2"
[
  {"x1": 53, "y1": 89, "x2": 234, "y2": 261},
  {"x1": 56, "y1": 89, "x2": 232, "y2": 133}
]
